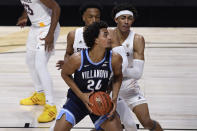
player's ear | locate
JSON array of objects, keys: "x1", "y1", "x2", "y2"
[
  {"x1": 132, "y1": 18, "x2": 135, "y2": 24},
  {"x1": 82, "y1": 14, "x2": 86, "y2": 22},
  {"x1": 95, "y1": 38, "x2": 99, "y2": 45},
  {"x1": 114, "y1": 18, "x2": 118, "y2": 24}
]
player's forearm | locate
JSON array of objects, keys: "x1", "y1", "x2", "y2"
[
  {"x1": 112, "y1": 74, "x2": 122, "y2": 101},
  {"x1": 64, "y1": 53, "x2": 71, "y2": 61},
  {"x1": 48, "y1": 2, "x2": 60, "y2": 35},
  {"x1": 123, "y1": 59, "x2": 144, "y2": 79}
]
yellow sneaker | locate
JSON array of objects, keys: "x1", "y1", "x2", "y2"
[
  {"x1": 37, "y1": 104, "x2": 57, "y2": 123},
  {"x1": 20, "y1": 92, "x2": 45, "y2": 105}
]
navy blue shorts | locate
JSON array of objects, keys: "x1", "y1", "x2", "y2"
[{"x1": 56, "y1": 98, "x2": 108, "y2": 130}]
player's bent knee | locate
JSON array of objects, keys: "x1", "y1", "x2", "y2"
[
  {"x1": 54, "y1": 115, "x2": 72, "y2": 131},
  {"x1": 101, "y1": 114, "x2": 123, "y2": 131}
]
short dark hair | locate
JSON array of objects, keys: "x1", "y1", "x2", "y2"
[
  {"x1": 83, "y1": 21, "x2": 108, "y2": 49},
  {"x1": 111, "y1": 3, "x2": 138, "y2": 19},
  {"x1": 79, "y1": 1, "x2": 103, "y2": 16}
]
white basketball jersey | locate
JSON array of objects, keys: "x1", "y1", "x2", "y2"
[
  {"x1": 122, "y1": 30, "x2": 135, "y2": 68},
  {"x1": 121, "y1": 30, "x2": 139, "y2": 89},
  {"x1": 20, "y1": 0, "x2": 52, "y2": 27},
  {"x1": 73, "y1": 27, "x2": 88, "y2": 53}
]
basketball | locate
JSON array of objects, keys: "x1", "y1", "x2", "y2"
[{"x1": 89, "y1": 91, "x2": 113, "y2": 116}]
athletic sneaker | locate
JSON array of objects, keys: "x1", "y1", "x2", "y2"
[
  {"x1": 20, "y1": 92, "x2": 45, "y2": 105},
  {"x1": 37, "y1": 104, "x2": 57, "y2": 123}
]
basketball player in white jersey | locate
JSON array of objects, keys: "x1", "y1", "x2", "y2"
[
  {"x1": 56, "y1": 2, "x2": 137, "y2": 131},
  {"x1": 56, "y1": 2, "x2": 102, "y2": 68},
  {"x1": 17, "y1": 0, "x2": 60, "y2": 123},
  {"x1": 109, "y1": 3, "x2": 163, "y2": 131}
]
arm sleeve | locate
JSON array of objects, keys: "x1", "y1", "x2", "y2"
[{"x1": 123, "y1": 59, "x2": 144, "y2": 80}]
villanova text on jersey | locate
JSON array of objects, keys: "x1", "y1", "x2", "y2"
[
  {"x1": 82, "y1": 69, "x2": 109, "y2": 79},
  {"x1": 67, "y1": 48, "x2": 113, "y2": 101}
]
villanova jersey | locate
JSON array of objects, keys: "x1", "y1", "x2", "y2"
[
  {"x1": 20, "y1": 0, "x2": 52, "y2": 27},
  {"x1": 67, "y1": 49, "x2": 113, "y2": 102}
]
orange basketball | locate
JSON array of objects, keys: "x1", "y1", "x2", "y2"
[{"x1": 89, "y1": 91, "x2": 113, "y2": 116}]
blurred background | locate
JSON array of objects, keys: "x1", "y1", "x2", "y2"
[
  {"x1": 0, "y1": 1, "x2": 197, "y2": 130},
  {"x1": 1, "y1": 0, "x2": 197, "y2": 27}
]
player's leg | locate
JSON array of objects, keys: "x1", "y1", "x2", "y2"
[
  {"x1": 132, "y1": 103, "x2": 163, "y2": 131},
  {"x1": 35, "y1": 44, "x2": 57, "y2": 122},
  {"x1": 35, "y1": 48, "x2": 54, "y2": 104},
  {"x1": 26, "y1": 50, "x2": 43, "y2": 92},
  {"x1": 54, "y1": 98, "x2": 87, "y2": 131},
  {"x1": 116, "y1": 97, "x2": 137, "y2": 131},
  {"x1": 123, "y1": 86, "x2": 162, "y2": 131},
  {"x1": 34, "y1": 25, "x2": 60, "y2": 122},
  {"x1": 35, "y1": 24, "x2": 60, "y2": 106},
  {"x1": 54, "y1": 114, "x2": 72, "y2": 131},
  {"x1": 100, "y1": 112, "x2": 123, "y2": 131},
  {"x1": 90, "y1": 112, "x2": 123, "y2": 131},
  {"x1": 20, "y1": 26, "x2": 45, "y2": 105}
]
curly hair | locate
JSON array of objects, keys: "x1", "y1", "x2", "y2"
[
  {"x1": 79, "y1": 1, "x2": 103, "y2": 16},
  {"x1": 111, "y1": 3, "x2": 138, "y2": 19},
  {"x1": 83, "y1": 21, "x2": 108, "y2": 50}
]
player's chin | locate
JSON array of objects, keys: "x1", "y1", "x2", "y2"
[
  {"x1": 121, "y1": 26, "x2": 130, "y2": 32},
  {"x1": 105, "y1": 43, "x2": 111, "y2": 49}
]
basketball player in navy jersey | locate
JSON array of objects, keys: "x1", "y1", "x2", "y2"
[
  {"x1": 55, "y1": 2, "x2": 137, "y2": 131},
  {"x1": 109, "y1": 3, "x2": 163, "y2": 131},
  {"x1": 54, "y1": 21, "x2": 123, "y2": 131}
]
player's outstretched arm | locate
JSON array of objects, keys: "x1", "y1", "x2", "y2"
[
  {"x1": 40, "y1": 0, "x2": 61, "y2": 51},
  {"x1": 65, "y1": 30, "x2": 75, "y2": 60},
  {"x1": 123, "y1": 34, "x2": 145, "y2": 79},
  {"x1": 56, "y1": 30, "x2": 75, "y2": 70},
  {"x1": 108, "y1": 52, "x2": 123, "y2": 117}
]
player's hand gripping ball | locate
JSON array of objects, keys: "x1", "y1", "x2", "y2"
[{"x1": 89, "y1": 91, "x2": 113, "y2": 116}]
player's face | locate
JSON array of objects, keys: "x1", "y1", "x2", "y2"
[
  {"x1": 96, "y1": 28, "x2": 111, "y2": 48},
  {"x1": 83, "y1": 8, "x2": 101, "y2": 26},
  {"x1": 115, "y1": 14, "x2": 134, "y2": 32}
]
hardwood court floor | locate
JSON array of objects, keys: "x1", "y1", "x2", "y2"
[{"x1": 0, "y1": 27, "x2": 197, "y2": 131}]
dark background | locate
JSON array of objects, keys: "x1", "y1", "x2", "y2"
[{"x1": 1, "y1": 0, "x2": 197, "y2": 27}]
